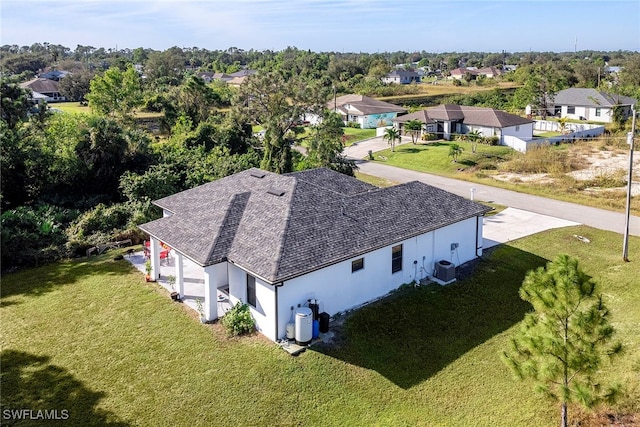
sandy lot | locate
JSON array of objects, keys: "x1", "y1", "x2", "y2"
[{"x1": 493, "y1": 148, "x2": 640, "y2": 196}]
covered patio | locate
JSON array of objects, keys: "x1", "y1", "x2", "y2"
[{"x1": 126, "y1": 246, "x2": 233, "y2": 318}]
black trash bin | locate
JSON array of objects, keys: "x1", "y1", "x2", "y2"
[{"x1": 319, "y1": 312, "x2": 330, "y2": 333}]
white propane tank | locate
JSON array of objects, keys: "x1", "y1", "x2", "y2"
[
  {"x1": 294, "y1": 307, "x2": 313, "y2": 345},
  {"x1": 286, "y1": 323, "x2": 295, "y2": 340}
]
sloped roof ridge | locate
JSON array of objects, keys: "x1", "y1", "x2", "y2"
[
  {"x1": 205, "y1": 192, "x2": 249, "y2": 264},
  {"x1": 272, "y1": 178, "x2": 299, "y2": 279}
]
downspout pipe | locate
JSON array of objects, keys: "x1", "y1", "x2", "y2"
[
  {"x1": 476, "y1": 215, "x2": 482, "y2": 257},
  {"x1": 274, "y1": 282, "x2": 284, "y2": 341}
]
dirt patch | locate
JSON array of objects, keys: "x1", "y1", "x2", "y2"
[{"x1": 492, "y1": 147, "x2": 640, "y2": 196}]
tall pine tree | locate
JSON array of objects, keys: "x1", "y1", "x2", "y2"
[{"x1": 502, "y1": 254, "x2": 623, "y2": 427}]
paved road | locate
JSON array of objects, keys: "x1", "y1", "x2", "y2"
[{"x1": 345, "y1": 138, "x2": 640, "y2": 237}]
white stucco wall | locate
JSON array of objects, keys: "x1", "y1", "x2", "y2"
[
  {"x1": 273, "y1": 217, "x2": 482, "y2": 340},
  {"x1": 501, "y1": 122, "x2": 533, "y2": 139},
  {"x1": 460, "y1": 124, "x2": 500, "y2": 138},
  {"x1": 226, "y1": 262, "x2": 277, "y2": 339}
]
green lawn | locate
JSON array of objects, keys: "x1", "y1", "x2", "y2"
[
  {"x1": 52, "y1": 102, "x2": 162, "y2": 119},
  {"x1": 354, "y1": 171, "x2": 398, "y2": 188},
  {"x1": 372, "y1": 141, "x2": 640, "y2": 215},
  {"x1": 343, "y1": 127, "x2": 376, "y2": 146},
  {"x1": 374, "y1": 141, "x2": 513, "y2": 175},
  {"x1": 2, "y1": 227, "x2": 638, "y2": 426}
]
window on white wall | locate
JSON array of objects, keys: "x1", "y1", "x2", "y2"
[
  {"x1": 595, "y1": 108, "x2": 601, "y2": 117},
  {"x1": 247, "y1": 273, "x2": 256, "y2": 307},
  {"x1": 391, "y1": 244, "x2": 403, "y2": 273},
  {"x1": 567, "y1": 106, "x2": 576, "y2": 114},
  {"x1": 352, "y1": 258, "x2": 364, "y2": 272}
]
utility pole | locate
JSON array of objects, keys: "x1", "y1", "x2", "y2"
[{"x1": 623, "y1": 104, "x2": 636, "y2": 262}]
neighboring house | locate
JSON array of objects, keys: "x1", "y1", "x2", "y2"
[
  {"x1": 393, "y1": 104, "x2": 533, "y2": 143},
  {"x1": 549, "y1": 88, "x2": 636, "y2": 123},
  {"x1": 228, "y1": 69, "x2": 258, "y2": 78},
  {"x1": 19, "y1": 78, "x2": 66, "y2": 103},
  {"x1": 139, "y1": 167, "x2": 491, "y2": 341},
  {"x1": 330, "y1": 94, "x2": 407, "y2": 128},
  {"x1": 199, "y1": 69, "x2": 257, "y2": 85},
  {"x1": 198, "y1": 72, "x2": 232, "y2": 83},
  {"x1": 382, "y1": 69, "x2": 421, "y2": 84},
  {"x1": 449, "y1": 67, "x2": 504, "y2": 80},
  {"x1": 38, "y1": 69, "x2": 70, "y2": 81}
]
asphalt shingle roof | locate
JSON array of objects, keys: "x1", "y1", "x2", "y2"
[
  {"x1": 139, "y1": 168, "x2": 490, "y2": 283},
  {"x1": 19, "y1": 78, "x2": 60, "y2": 94},
  {"x1": 393, "y1": 105, "x2": 531, "y2": 128},
  {"x1": 553, "y1": 88, "x2": 636, "y2": 107},
  {"x1": 331, "y1": 94, "x2": 407, "y2": 116}
]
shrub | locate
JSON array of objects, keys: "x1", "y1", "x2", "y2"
[
  {"x1": 499, "y1": 144, "x2": 584, "y2": 174},
  {"x1": 346, "y1": 122, "x2": 361, "y2": 129},
  {"x1": 1, "y1": 204, "x2": 79, "y2": 270},
  {"x1": 65, "y1": 201, "x2": 158, "y2": 245},
  {"x1": 220, "y1": 302, "x2": 255, "y2": 336},
  {"x1": 483, "y1": 136, "x2": 500, "y2": 146}
]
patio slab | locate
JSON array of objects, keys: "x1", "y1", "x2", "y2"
[{"x1": 126, "y1": 251, "x2": 232, "y2": 315}]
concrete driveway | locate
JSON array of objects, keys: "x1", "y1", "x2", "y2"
[{"x1": 483, "y1": 208, "x2": 579, "y2": 249}]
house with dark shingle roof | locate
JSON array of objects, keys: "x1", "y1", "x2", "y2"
[
  {"x1": 393, "y1": 104, "x2": 533, "y2": 143},
  {"x1": 19, "y1": 78, "x2": 66, "y2": 103},
  {"x1": 139, "y1": 167, "x2": 491, "y2": 341},
  {"x1": 549, "y1": 88, "x2": 636, "y2": 123},
  {"x1": 330, "y1": 94, "x2": 407, "y2": 128}
]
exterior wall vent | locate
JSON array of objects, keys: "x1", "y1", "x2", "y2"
[{"x1": 267, "y1": 189, "x2": 285, "y2": 197}]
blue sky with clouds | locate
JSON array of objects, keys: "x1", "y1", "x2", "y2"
[{"x1": 1, "y1": 0, "x2": 638, "y2": 53}]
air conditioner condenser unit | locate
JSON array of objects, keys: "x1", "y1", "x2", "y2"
[{"x1": 434, "y1": 260, "x2": 456, "y2": 283}]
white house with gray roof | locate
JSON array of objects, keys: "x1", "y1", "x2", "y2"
[
  {"x1": 139, "y1": 168, "x2": 491, "y2": 341},
  {"x1": 549, "y1": 88, "x2": 636, "y2": 123},
  {"x1": 393, "y1": 104, "x2": 534, "y2": 144}
]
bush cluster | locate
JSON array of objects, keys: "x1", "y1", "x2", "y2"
[{"x1": 220, "y1": 302, "x2": 256, "y2": 337}]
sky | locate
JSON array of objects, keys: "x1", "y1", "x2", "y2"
[{"x1": 1, "y1": 0, "x2": 639, "y2": 53}]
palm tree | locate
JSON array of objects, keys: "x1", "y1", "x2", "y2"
[
  {"x1": 448, "y1": 143, "x2": 464, "y2": 162},
  {"x1": 383, "y1": 127, "x2": 401, "y2": 152},
  {"x1": 467, "y1": 129, "x2": 482, "y2": 153},
  {"x1": 558, "y1": 117, "x2": 569, "y2": 135},
  {"x1": 404, "y1": 119, "x2": 423, "y2": 144}
]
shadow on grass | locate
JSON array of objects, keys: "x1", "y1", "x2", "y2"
[
  {"x1": 0, "y1": 350, "x2": 130, "y2": 426},
  {"x1": 421, "y1": 141, "x2": 448, "y2": 147},
  {"x1": 313, "y1": 245, "x2": 548, "y2": 389},
  {"x1": 458, "y1": 159, "x2": 477, "y2": 167},
  {"x1": 0, "y1": 255, "x2": 134, "y2": 302},
  {"x1": 397, "y1": 147, "x2": 422, "y2": 154}
]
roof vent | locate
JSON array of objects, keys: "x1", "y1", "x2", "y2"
[
  {"x1": 266, "y1": 189, "x2": 285, "y2": 197},
  {"x1": 250, "y1": 171, "x2": 266, "y2": 178}
]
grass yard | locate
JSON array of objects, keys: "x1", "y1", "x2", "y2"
[
  {"x1": 2, "y1": 227, "x2": 638, "y2": 426},
  {"x1": 343, "y1": 127, "x2": 376, "y2": 146},
  {"x1": 378, "y1": 80, "x2": 520, "y2": 99},
  {"x1": 354, "y1": 171, "x2": 398, "y2": 188},
  {"x1": 373, "y1": 141, "x2": 640, "y2": 215},
  {"x1": 52, "y1": 102, "x2": 163, "y2": 119}
]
